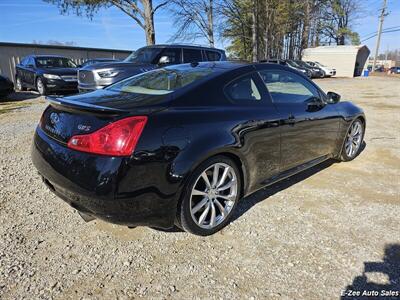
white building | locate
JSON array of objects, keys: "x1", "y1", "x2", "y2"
[{"x1": 302, "y1": 45, "x2": 370, "y2": 78}]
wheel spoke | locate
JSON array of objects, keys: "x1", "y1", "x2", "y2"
[
  {"x1": 217, "y1": 194, "x2": 235, "y2": 201},
  {"x1": 213, "y1": 198, "x2": 226, "y2": 217},
  {"x1": 216, "y1": 166, "x2": 230, "y2": 188},
  {"x1": 201, "y1": 172, "x2": 212, "y2": 189},
  {"x1": 192, "y1": 197, "x2": 208, "y2": 214},
  {"x1": 192, "y1": 189, "x2": 207, "y2": 196},
  {"x1": 198, "y1": 202, "x2": 211, "y2": 225},
  {"x1": 211, "y1": 164, "x2": 219, "y2": 188},
  {"x1": 209, "y1": 201, "x2": 216, "y2": 226},
  {"x1": 217, "y1": 178, "x2": 236, "y2": 191}
]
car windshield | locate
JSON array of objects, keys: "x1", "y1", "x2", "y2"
[
  {"x1": 124, "y1": 48, "x2": 162, "y2": 64},
  {"x1": 106, "y1": 65, "x2": 215, "y2": 95},
  {"x1": 315, "y1": 62, "x2": 327, "y2": 67},
  {"x1": 35, "y1": 57, "x2": 77, "y2": 68},
  {"x1": 295, "y1": 60, "x2": 310, "y2": 68},
  {"x1": 286, "y1": 60, "x2": 300, "y2": 68}
]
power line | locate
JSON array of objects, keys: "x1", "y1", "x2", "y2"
[
  {"x1": 361, "y1": 26, "x2": 400, "y2": 39},
  {"x1": 361, "y1": 28, "x2": 400, "y2": 42}
]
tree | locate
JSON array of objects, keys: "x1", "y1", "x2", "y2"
[
  {"x1": 169, "y1": 0, "x2": 217, "y2": 47},
  {"x1": 319, "y1": 0, "x2": 360, "y2": 45},
  {"x1": 221, "y1": 0, "x2": 360, "y2": 61},
  {"x1": 44, "y1": 0, "x2": 168, "y2": 45}
]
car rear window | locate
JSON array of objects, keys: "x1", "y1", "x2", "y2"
[{"x1": 106, "y1": 65, "x2": 214, "y2": 95}]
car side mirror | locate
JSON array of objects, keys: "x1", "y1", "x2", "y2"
[
  {"x1": 158, "y1": 56, "x2": 171, "y2": 65},
  {"x1": 327, "y1": 91, "x2": 341, "y2": 103}
]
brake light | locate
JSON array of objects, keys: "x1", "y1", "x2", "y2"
[{"x1": 67, "y1": 116, "x2": 147, "y2": 156}]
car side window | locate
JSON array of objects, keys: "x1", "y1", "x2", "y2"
[
  {"x1": 183, "y1": 49, "x2": 203, "y2": 63},
  {"x1": 20, "y1": 57, "x2": 29, "y2": 66},
  {"x1": 158, "y1": 48, "x2": 181, "y2": 64},
  {"x1": 259, "y1": 69, "x2": 319, "y2": 103},
  {"x1": 226, "y1": 74, "x2": 262, "y2": 102},
  {"x1": 28, "y1": 57, "x2": 35, "y2": 67},
  {"x1": 205, "y1": 50, "x2": 221, "y2": 61}
]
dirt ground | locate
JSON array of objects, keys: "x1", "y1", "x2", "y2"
[{"x1": 0, "y1": 76, "x2": 399, "y2": 299}]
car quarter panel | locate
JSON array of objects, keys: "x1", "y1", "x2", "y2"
[{"x1": 333, "y1": 101, "x2": 366, "y2": 156}]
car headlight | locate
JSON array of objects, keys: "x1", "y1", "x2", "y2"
[
  {"x1": 43, "y1": 74, "x2": 61, "y2": 80},
  {"x1": 97, "y1": 70, "x2": 119, "y2": 78}
]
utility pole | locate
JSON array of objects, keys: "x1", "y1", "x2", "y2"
[{"x1": 372, "y1": 0, "x2": 387, "y2": 72}]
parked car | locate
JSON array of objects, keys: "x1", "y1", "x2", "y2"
[
  {"x1": 306, "y1": 61, "x2": 336, "y2": 77},
  {"x1": 15, "y1": 55, "x2": 78, "y2": 95},
  {"x1": 32, "y1": 62, "x2": 365, "y2": 236},
  {"x1": 78, "y1": 44, "x2": 226, "y2": 92},
  {"x1": 389, "y1": 67, "x2": 400, "y2": 74},
  {"x1": 262, "y1": 59, "x2": 312, "y2": 78},
  {"x1": 293, "y1": 60, "x2": 324, "y2": 78},
  {"x1": 81, "y1": 58, "x2": 120, "y2": 68},
  {"x1": 0, "y1": 74, "x2": 14, "y2": 98}
]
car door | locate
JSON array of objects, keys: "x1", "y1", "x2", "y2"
[
  {"x1": 17, "y1": 56, "x2": 29, "y2": 84},
  {"x1": 25, "y1": 57, "x2": 36, "y2": 87},
  {"x1": 258, "y1": 68, "x2": 340, "y2": 171},
  {"x1": 224, "y1": 72, "x2": 281, "y2": 189}
]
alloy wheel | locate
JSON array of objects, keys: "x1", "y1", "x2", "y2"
[
  {"x1": 16, "y1": 77, "x2": 22, "y2": 91},
  {"x1": 190, "y1": 163, "x2": 238, "y2": 229},
  {"x1": 37, "y1": 78, "x2": 45, "y2": 95},
  {"x1": 345, "y1": 120, "x2": 363, "y2": 158}
]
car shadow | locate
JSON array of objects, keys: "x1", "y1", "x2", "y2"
[
  {"x1": 0, "y1": 91, "x2": 41, "y2": 102},
  {"x1": 341, "y1": 244, "x2": 400, "y2": 300},
  {"x1": 231, "y1": 158, "x2": 337, "y2": 222}
]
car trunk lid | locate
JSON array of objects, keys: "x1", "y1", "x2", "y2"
[{"x1": 41, "y1": 90, "x2": 169, "y2": 144}]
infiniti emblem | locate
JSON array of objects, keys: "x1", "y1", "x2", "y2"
[
  {"x1": 50, "y1": 113, "x2": 60, "y2": 125},
  {"x1": 81, "y1": 73, "x2": 86, "y2": 78}
]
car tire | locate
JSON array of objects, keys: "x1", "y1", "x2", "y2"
[
  {"x1": 36, "y1": 77, "x2": 47, "y2": 96},
  {"x1": 320, "y1": 71, "x2": 326, "y2": 78},
  {"x1": 176, "y1": 155, "x2": 242, "y2": 236},
  {"x1": 15, "y1": 76, "x2": 26, "y2": 91},
  {"x1": 339, "y1": 118, "x2": 365, "y2": 162}
]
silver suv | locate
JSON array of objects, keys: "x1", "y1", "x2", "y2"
[{"x1": 78, "y1": 44, "x2": 226, "y2": 92}]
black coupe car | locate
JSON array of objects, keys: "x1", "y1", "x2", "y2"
[
  {"x1": 0, "y1": 75, "x2": 14, "y2": 98},
  {"x1": 16, "y1": 55, "x2": 78, "y2": 95},
  {"x1": 32, "y1": 62, "x2": 365, "y2": 236}
]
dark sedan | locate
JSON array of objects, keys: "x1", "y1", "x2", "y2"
[
  {"x1": 16, "y1": 55, "x2": 78, "y2": 95},
  {"x1": 32, "y1": 62, "x2": 365, "y2": 236},
  {"x1": 0, "y1": 74, "x2": 14, "y2": 98}
]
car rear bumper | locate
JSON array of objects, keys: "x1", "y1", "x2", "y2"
[{"x1": 31, "y1": 127, "x2": 178, "y2": 229}]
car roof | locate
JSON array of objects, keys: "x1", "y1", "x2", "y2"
[
  {"x1": 31, "y1": 55, "x2": 70, "y2": 59},
  {"x1": 165, "y1": 61, "x2": 291, "y2": 73},
  {"x1": 88, "y1": 58, "x2": 116, "y2": 61},
  {"x1": 141, "y1": 44, "x2": 225, "y2": 53}
]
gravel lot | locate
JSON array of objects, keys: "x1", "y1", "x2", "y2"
[{"x1": 0, "y1": 76, "x2": 399, "y2": 299}]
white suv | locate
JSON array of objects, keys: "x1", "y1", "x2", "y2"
[{"x1": 306, "y1": 61, "x2": 336, "y2": 77}]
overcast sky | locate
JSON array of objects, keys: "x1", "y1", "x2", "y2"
[{"x1": 0, "y1": 0, "x2": 399, "y2": 54}]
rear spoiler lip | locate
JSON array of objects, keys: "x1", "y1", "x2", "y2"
[{"x1": 46, "y1": 96, "x2": 128, "y2": 114}]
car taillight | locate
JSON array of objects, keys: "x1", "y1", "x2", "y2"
[{"x1": 67, "y1": 116, "x2": 147, "y2": 156}]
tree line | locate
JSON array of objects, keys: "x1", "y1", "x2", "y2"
[{"x1": 44, "y1": 0, "x2": 361, "y2": 61}]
